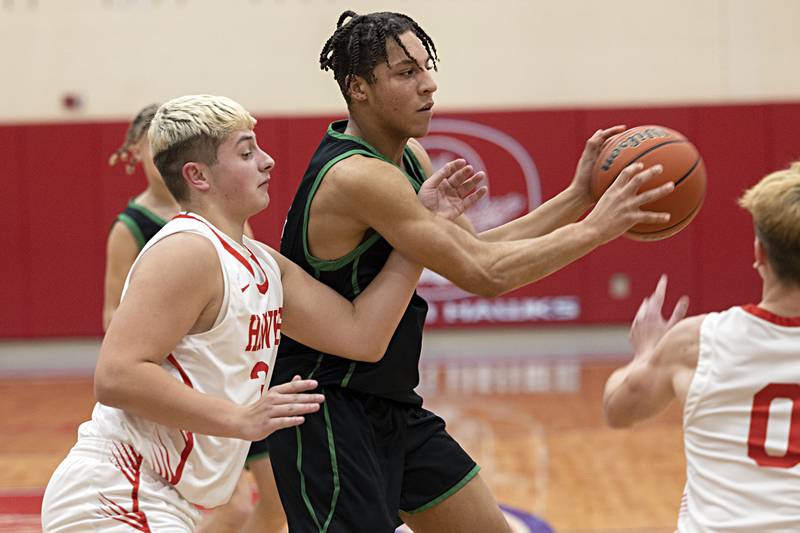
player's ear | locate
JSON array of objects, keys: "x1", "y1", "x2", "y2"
[
  {"x1": 347, "y1": 74, "x2": 369, "y2": 103},
  {"x1": 753, "y1": 236, "x2": 765, "y2": 272},
  {"x1": 183, "y1": 162, "x2": 210, "y2": 193}
]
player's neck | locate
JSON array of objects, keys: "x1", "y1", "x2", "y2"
[
  {"x1": 139, "y1": 185, "x2": 179, "y2": 209},
  {"x1": 345, "y1": 113, "x2": 407, "y2": 165},
  {"x1": 183, "y1": 202, "x2": 246, "y2": 245},
  {"x1": 758, "y1": 279, "x2": 800, "y2": 317}
]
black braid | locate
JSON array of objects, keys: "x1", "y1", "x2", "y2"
[
  {"x1": 319, "y1": 10, "x2": 439, "y2": 103},
  {"x1": 109, "y1": 103, "x2": 159, "y2": 175}
]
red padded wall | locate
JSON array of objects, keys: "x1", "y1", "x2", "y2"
[{"x1": 1, "y1": 102, "x2": 799, "y2": 337}]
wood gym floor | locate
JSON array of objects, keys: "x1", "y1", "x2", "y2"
[{"x1": 0, "y1": 329, "x2": 685, "y2": 532}]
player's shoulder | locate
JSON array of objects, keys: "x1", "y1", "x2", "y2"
[
  {"x1": 406, "y1": 138, "x2": 433, "y2": 175},
  {"x1": 107, "y1": 217, "x2": 139, "y2": 247},
  {"x1": 326, "y1": 152, "x2": 406, "y2": 191},
  {"x1": 657, "y1": 314, "x2": 707, "y2": 366},
  {"x1": 142, "y1": 231, "x2": 217, "y2": 267},
  {"x1": 126, "y1": 231, "x2": 219, "y2": 297}
]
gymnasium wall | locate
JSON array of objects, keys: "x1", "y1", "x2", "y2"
[
  {"x1": 2, "y1": 102, "x2": 798, "y2": 337},
  {"x1": 1, "y1": 1, "x2": 799, "y2": 337},
  {"x1": 1, "y1": 0, "x2": 799, "y2": 121}
]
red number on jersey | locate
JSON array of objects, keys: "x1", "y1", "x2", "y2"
[
  {"x1": 250, "y1": 361, "x2": 270, "y2": 395},
  {"x1": 747, "y1": 383, "x2": 800, "y2": 468}
]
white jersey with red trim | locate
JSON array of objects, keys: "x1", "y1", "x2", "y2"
[
  {"x1": 85, "y1": 213, "x2": 283, "y2": 508},
  {"x1": 678, "y1": 305, "x2": 800, "y2": 532}
]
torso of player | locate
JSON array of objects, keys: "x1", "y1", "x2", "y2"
[
  {"x1": 275, "y1": 120, "x2": 428, "y2": 405},
  {"x1": 88, "y1": 213, "x2": 283, "y2": 508},
  {"x1": 307, "y1": 132, "x2": 427, "y2": 260},
  {"x1": 679, "y1": 305, "x2": 800, "y2": 532}
]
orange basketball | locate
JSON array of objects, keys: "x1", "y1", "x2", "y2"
[{"x1": 590, "y1": 125, "x2": 706, "y2": 241}]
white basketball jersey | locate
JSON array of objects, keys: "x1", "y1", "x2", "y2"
[
  {"x1": 679, "y1": 305, "x2": 800, "y2": 532},
  {"x1": 85, "y1": 213, "x2": 283, "y2": 508}
]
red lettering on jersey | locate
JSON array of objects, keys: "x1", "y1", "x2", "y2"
[
  {"x1": 261, "y1": 311, "x2": 272, "y2": 350},
  {"x1": 250, "y1": 361, "x2": 270, "y2": 395},
  {"x1": 245, "y1": 309, "x2": 282, "y2": 352},
  {"x1": 748, "y1": 383, "x2": 800, "y2": 468},
  {"x1": 245, "y1": 314, "x2": 261, "y2": 352}
]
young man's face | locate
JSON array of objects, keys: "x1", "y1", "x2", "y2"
[
  {"x1": 364, "y1": 30, "x2": 437, "y2": 138},
  {"x1": 207, "y1": 129, "x2": 274, "y2": 218}
]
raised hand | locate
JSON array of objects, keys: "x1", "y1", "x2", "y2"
[
  {"x1": 630, "y1": 274, "x2": 689, "y2": 358},
  {"x1": 583, "y1": 162, "x2": 674, "y2": 243},
  {"x1": 237, "y1": 376, "x2": 324, "y2": 441},
  {"x1": 418, "y1": 158, "x2": 488, "y2": 220},
  {"x1": 571, "y1": 125, "x2": 627, "y2": 203}
]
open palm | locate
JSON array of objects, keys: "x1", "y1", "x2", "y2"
[{"x1": 418, "y1": 159, "x2": 488, "y2": 220}]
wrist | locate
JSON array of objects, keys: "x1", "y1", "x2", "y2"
[
  {"x1": 220, "y1": 403, "x2": 247, "y2": 439},
  {"x1": 565, "y1": 183, "x2": 595, "y2": 211}
]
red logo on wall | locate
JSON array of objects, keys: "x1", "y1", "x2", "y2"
[{"x1": 418, "y1": 118, "x2": 580, "y2": 327}]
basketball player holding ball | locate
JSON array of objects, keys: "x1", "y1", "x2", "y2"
[{"x1": 263, "y1": 10, "x2": 679, "y2": 533}]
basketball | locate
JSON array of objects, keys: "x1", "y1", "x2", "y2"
[{"x1": 590, "y1": 125, "x2": 706, "y2": 241}]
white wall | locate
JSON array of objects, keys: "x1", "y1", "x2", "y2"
[{"x1": 1, "y1": 0, "x2": 798, "y2": 122}]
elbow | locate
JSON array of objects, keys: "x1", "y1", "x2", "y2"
[
  {"x1": 94, "y1": 361, "x2": 125, "y2": 408},
  {"x1": 357, "y1": 341, "x2": 389, "y2": 364},
  {"x1": 603, "y1": 406, "x2": 634, "y2": 429},
  {"x1": 456, "y1": 268, "x2": 507, "y2": 298}
]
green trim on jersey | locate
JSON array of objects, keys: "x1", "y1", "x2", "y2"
[
  {"x1": 297, "y1": 402, "x2": 341, "y2": 533},
  {"x1": 302, "y1": 124, "x2": 426, "y2": 271},
  {"x1": 339, "y1": 363, "x2": 357, "y2": 388},
  {"x1": 350, "y1": 255, "x2": 362, "y2": 296},
  {"x1": 327, "y1": 122, "x2": 426, "y2": 192},
  {"x1": 302, "y1": 149, "x2": 381, "y2": 271},
  {"x1": 117, "y1": 213, "x2": 146, "y2": 249},
  {"x1": 128, "y1": 201, "x2": 168, "y2": 227}
]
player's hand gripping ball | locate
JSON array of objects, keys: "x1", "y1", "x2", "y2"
[{"x1": 591, "y1": 125, "x2": 706, "y2": 241}]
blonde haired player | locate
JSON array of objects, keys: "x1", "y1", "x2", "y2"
[
  {"x1": 104, "y1": 103, "x2": 264, "y2": 533},
  {"x1": 41, "y1": 94, "x2": 482, "y2": 532},
  {"x1": 604, "y1": 162, "x2": 800, "y2": 532}
]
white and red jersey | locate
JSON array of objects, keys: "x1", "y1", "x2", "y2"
[
  {"x1": 678, "y1": 305, "x2": 800, "y2": 532},
  {"x1": 85, "y1": 213, "x2": 283, "y2": 508}
]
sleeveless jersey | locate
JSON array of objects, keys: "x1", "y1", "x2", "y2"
[
  {"x1": 678, "y1": 305, "x2": 800, "y2": 532},
  {"x1": 116, "y1": 200, "x2": 167, "y2": 250},
  {"x1": 85, "y1": 213, "x2": 283, "y2": 508},
  {"x1": 274, "y1": 120, "x2": 428, "y2": 405}
]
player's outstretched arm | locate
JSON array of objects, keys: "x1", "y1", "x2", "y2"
[
  {"x1": 95, "y1": 233, "x2": 321, "y2": 440},
  {"x1": 479, "y1": 126, "x2": 627, "y2": 242},
  {"x1": 603, "y1": 275, "x2": 701, "y2": 428},
  {"x1": 328, "y1": 156, "x2": 674, "y2": 298},
  {"x1": 267, "y1": 164, "x2": 486, "y2": 363},
  {"x1": 409, "y1": 127, "x2": 626, "y2": 241}
]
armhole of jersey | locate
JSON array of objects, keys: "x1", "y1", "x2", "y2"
[
  {"x1": 117, "y1": 213, "x2": 146, "y2": 250},
  {"x1": 403, "y1": 146, "x2": 427, "y2": 190},
  {"x1": 243, "y1": 238, "x2": 283, "y2": 296},
  {"x1": 301, "y1": 149, "x2": 383, "y2": 272},
  {"x1": 683, "y1": 313, "x2": 717, "y2": 427},
  {"x1": 128, "y1": 202, "x2": 168, "y2": 227}
]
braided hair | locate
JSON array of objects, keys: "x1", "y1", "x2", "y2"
[
  {"x1": 319, "y1": 11, "x2": 439, "y2": 103},
  {"x1": 108, "y1": 104, "x2": 159, "y2": 175}
]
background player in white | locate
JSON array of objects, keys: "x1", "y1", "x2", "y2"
[
  {"x1": 41, "y1": 94, "x2": 483, "y2": 532},
  {"x1": 603, "y1": 161, "x2": 800, "y2": 532}
]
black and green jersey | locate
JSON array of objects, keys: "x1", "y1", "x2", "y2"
[
  {"x1": 274, "y1": 120, "x2": 428, "y2": 405},
  {"x1": 115, "y1": 201, "x2": 167, "y2": 250}
]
